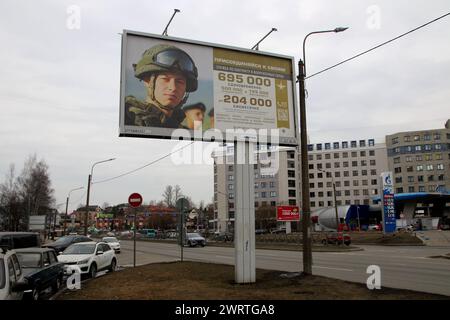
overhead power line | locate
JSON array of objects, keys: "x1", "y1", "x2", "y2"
[
  {"x1": 92, "y1": 141, "x2": 195, "y2": 185},
  {"x1": 306, "y1": 12, "x2": 450, "y2": 79}
]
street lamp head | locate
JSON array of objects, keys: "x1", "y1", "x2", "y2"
[
  {"x1": 334, "y1": 27, "x2": 349, "y2": 33},
  {"x1": 272, "y1": 28, "x2": 278, "y2": 32}
]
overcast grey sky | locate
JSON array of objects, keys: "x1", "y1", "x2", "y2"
[{"x1": 0, "y1": 0, "x2": 449, "y2": 213}]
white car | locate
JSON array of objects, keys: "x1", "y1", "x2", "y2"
[
  {"x1": 0, "y1": 248, "x2": 25, "y2": 300},
  {"x1": 57, "y1": 242, "x2": 117, "y2": 279},
  {"x1": 102, "y1": 237, "x2": 121, "y2": 253}
]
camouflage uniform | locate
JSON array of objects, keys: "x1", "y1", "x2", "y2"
[{"x1": 125, "y1": 44, "x2": 198, "y2": 128}]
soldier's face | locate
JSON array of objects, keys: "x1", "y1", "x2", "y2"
[
  {"x1": 153, "y1": 72, "x2": 187, "y2": 108},
  {"x1": 186, "y1": 108, "x2": 205, "y2": 129}
]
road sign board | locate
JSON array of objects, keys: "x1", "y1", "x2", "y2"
[
  {"x1": 276, "y1": 206, "x2": 300, "y2": 221},
  {"x1": 128, "y1": 193, "x2": 143, "y2": 208}
]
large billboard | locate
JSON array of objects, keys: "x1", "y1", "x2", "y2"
[
  {"x1": 276, "y1": 206, "x2": 300, "y2": 221},
  {"x1": 119, "y1": 30, "x2": 299, "y2": 146}
]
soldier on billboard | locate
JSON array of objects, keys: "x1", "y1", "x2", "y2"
[
  {"x1": 208, "y1": 108, "x2": 214, "y2": 128},
  {"x1": 125, "y1": 44, "x2": 199, "y2": 128},
  {"x1": 181, "y1": 102, "x2": 206, "y2": 130}
]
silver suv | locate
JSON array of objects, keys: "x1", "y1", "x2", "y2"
[{"x1": 0, "y1": 248, "x2": 25, "y2": 300}]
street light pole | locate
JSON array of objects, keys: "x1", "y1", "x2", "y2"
[
  {"x1": 64, "y1": 186, "x2": 84, "y2": 235},
  {"x1": 299, "y1": 27, "x2": 348, "y2": 274},
  {"x1": 84, "y1": 158, "x2": 116, "y2": 236}
]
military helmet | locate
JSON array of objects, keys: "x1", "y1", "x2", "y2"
[
  {"x1": 182, "y1": 102, "x2": 206, "y2": 112},
  {"x1": 133, "y1": 44, "x2": 198, "y2": 92}
]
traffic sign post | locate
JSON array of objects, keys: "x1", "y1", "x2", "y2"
[
  {"x1": 176, "y1": 198, "x2": 189, "y2": 263},
  {"x1": 128, "y1": 193, "x2": 143, "y2": 268}
]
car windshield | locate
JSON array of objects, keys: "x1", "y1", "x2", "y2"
[
  {"x1": 0, "y1": 258, "x2": 5, "y2": 289},
  {"x1": 103, "y1": 237, "x2": 118, "y2": 243},
  {"x1": 62, "y1": 243, "x2": 96, "y2": 255},
  {"x1": 16, "y1": 253, "x2": 42, "y2": 268},
  {"x1": 187, "y1": 233, "x2": 201, "y2": 238},
  {"x1": 52, "y1": 236, "x2": 74, "y2": 245}
]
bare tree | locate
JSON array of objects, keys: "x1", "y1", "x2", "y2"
[
  {"x1": 0, "y1": 164, "x2": 21, "y2": 230},
  {"x1": 173, "y1": 185, "x2": 183, "y2": 203},
  {"x1": 162, "y1": 185, "x2": 174, "y2": 207}
]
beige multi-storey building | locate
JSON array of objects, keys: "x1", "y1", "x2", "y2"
[
  {"x1": 386, "y1": 120, "x2": 450, "y2": 194},
  {"x1": 212, "y1": 138, "x2": 388, "y2": 231},
  {"x1": 212, "y1": 145, "x2": 299, "y2": 232},
  {"x1": 305, "y1": 139, "x2": 388, "y2": 208}
]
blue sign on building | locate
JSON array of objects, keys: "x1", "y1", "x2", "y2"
[{"x1": 381, "y1": 172, "x2": 396, "y2": 233}]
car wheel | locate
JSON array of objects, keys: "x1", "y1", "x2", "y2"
[
  {"x1": 89, "y1": 264, "x2": 97, "y2": 279},
  {"x1": 109, "y1": 259, "x2": 117, "y2": 272},
  {"x1": 52, "y1": 276, "x2": 62, "y2": 293},
  {"x1": 31, "y1": 288, "x2": 40, "y2": 301}
]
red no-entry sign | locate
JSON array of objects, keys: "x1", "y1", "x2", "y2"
[{"x1": 128, "y1": 193, "x2": 143, "y2": 208}]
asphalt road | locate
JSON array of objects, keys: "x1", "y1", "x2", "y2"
[{"x1": 116, "y1": 240, "x2": 450, "y2": 296}]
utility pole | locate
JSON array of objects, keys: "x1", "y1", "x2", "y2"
[{"x1": 298, "y1": 58, "x2": 312, "y2": 275}]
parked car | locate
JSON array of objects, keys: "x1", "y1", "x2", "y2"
[
  {"x1": 185, "y1": 233, "x2": 206, "y2": 247},
  {"x1": 270, "y1": 227, "x2": 287, "y2": 234},
  {"x1": 102, "y1": 237, "x2": 120, "y2": 253},
  {"x1": 0, "y1": 232, "x2": 41, "y2": 250},
  {"x1": 255, "y1": 229, "x2": 268, "y2": 235},
  {"x1": 212, "y1": 231, "x2": 233, "y2": 242},
  {"x1": 15, "y1": 248, "x2": 64, "y2": 300},
  {"x1": 57, "y1": 241, "x2": 116, "y2": 279},
  {"x1": 43, "y1": 235, "x2": 92, "y2": 254},
  {"x1": 321, "y1": 232, "x2": 351, "y2": 246},
  {"x1": 0, "y1": 248, "x2": 25, "y2": 300},
  {"x1": 368, "y1": 224, "x2": 381, "y2": 231}
]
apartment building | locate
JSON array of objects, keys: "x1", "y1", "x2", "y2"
[
  {"x1": 386, "y1": 120, "x2": 450, "y2": 194},
  {"x1": 305, "y1": 139, "x2": 389, "y2": 208}
]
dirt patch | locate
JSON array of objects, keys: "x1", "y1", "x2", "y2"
[
  {"x1": 57, "y1": 261, "x2": 448, "y2": 300},
  {"x1": 347, "y1": 231, "x2": 423, "y2": 245}
]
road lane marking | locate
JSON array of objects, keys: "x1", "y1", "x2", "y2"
[{"x1": 313, "y1": 266, "x2": 354, "y2": 272}]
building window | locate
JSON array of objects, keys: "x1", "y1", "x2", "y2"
[
  {"x1": 318, "y1": 201, "x2": 324, "y2": 207},
  {"x1": 229, "y1": 193, "x2": 234, "y2": 199},
  {"x1": 414, "y1": 135, "x2": 420, "y2": 141},
  {"x1": 310, "y1": 202, "x2": 316, "y2": 208},
  {"x1": 354, "y1": 190, "x2": 360, "y2": 196},
  {"x1": 371, "y1": 179, "x2": 378, "y2": 185},
  {"x1": 428, "y1": 185, "x2": 436, "y2": 192},
  {"x1": 363, "y1": 189, "x2": 369, "y2": 196},
  {"x1": 418, "y1": 186, "x2": 425, "y2": 192},
  {"x1": 426, "y1": 164, "x2": 433, "y2": 171},
  {"x1": 438, "y1": 174, "x2": 444, "y2": 181},
  {"x1": 362, "y1": 180, "x2": 368, "y2": 186},
  {"x1": 318, "y1": 172, "x2": 323, "y2": 178},
  {"x1": 335, "y1": 181, "x2": 341, "y2": 188},
  {"x1": 228, "y1": 175, "x2": 234, "y2": 181},
  {"x1": 334, "y1": 153, "x2": 340, "y2": 159},
  {"x1": 371, "y1": 169, "x2": 377, "y2": 175},
  {"x1": 310, "y1": 192, "x2": 315, "y2": 198},
  {"x1": 317, "y1": 163, "x2": 323, "y2": 170},
  {"x1": 394, "y1": 157, "x2": 400, "y2": 164},
  {"x1": 228, "y1": 184, "x2": 234, "y2": 190},
  {"x1": 335, "y1": 172, "x2": 341, "y2": 178},
  {"x1": 316, "y1": 154, "x2": 322, "y2": 160},
  {"x1": 345, "y1": 200, "x2": 351, "y2": 205},
  {"x1": 406, "y1": 166, "x2": 413, "y2": 172},
  {"x1": 368, "y1": 139, "x2": 375, "y2": 146},
  {"x1": 334, "y1": 162, "x2": 340, "y2": 168},
  {"x1": 327, "y1": 191, "x2": 332, "y2": 197},
  {"x1": 336, "y1": 200, "x2": 342, "y2": 206},
  {"x1": 434, "y1": 133, "x2": 441, "y2": 140},
  {"x1": 424, "y1": 134, "x2": 431, "y2": 141},
  {"x1": 369, "y1": 150, "x2": 375, "y2": 156},
  {"x1": 416, "y1": 155, "x2": 423, "y2": 161},
  {"x1": 318, "y1": 182, "x2": 323, "y2": 188},
  {"x1": 288, "y1": 170, "x2": 295, "y2": 178},
  {"x1": 361, "y1": 160, "x2": 367, "y2": 166},
  {"x1": 316, "y1": 144, "x2": 322, "y2": 150},
  {"x1": 424, "y1": 145, "x2": 432, "y2": 151},
  {"x1": 435, "y1": 154, "x2": 443, "y2": 160},
  {"x1": 333, "y1": 142, "x2": 340, "y2": 149},
  {"x1": 394, "y1": 147, "x2": 400, "y2": 153},
  {"x1": 270, "y1": 181, "x2": 275, "y2": 188},
  {"x1": 408, "y1": 186, "x2": 415, "y2": 193},
  {"x1": 394, "y1": 167, "x2": 402, "y2": 173},
  {"x1": 428, "y1": 175, "x2": 434, "y2": 181},
  {"x1": 325, "y1": 143, "x2": 331, "y2": 150},
  {"x1": 416, "y1": 165, "x2": 423, "y2": 172},
  {"x1": 395, "y1": 177, "x2": 402, "y2": 183},
  {"x1": 353, "y1": 180, "x2": 359, "y2": 186},
  {"x1": 309, "y1": 164, "x2": 314, "y2": 170},
  {"x1": 360, "y1": 151, "x2": 366, "y2": 157},
  {"x1": 362, "y1": 170, "x2": 368, "y2": 176},
  {"x1": 308, "y1": 145, "x2": 314, "y2": 151},
  {"x1": 344, "y1": 171, "x2": 349, "y2": 177},
  {"x1": 418, "y1": 175, "x2": 424, "y2": 182},
  {"x1": 392, "y1": 137, "x2": 399, "y2": 144},
  {"x1": 425, "y1": 154, "x2": 432, "y2": 161},
  {"x1": 309, "y1": 173, "x2": 314, "y2": 179},
  {"x1": 370, "y1": 160, "x2": 376, "y2": 166},
  {"x1": 327, "y1": 201, "x2": 333, "y2": 206},
  {"x1": 228, "y1": 165, "x2": 234, "y2": 171},
  {"x1": 326, "y1": 163, "x2": 331, "y2": 169},
  {"x1": 352, "y1": 161, "x2": 358, "y2": 167},
  {"x1": 335, "y1": 191, "x2": 342, "y2": 197},
  {"x1": 254, "y1": 202, "x2": 259, "y2": 208},
  {"x1": 372, "y1": 189, "x2": 378, "y2": 195},
  {"x1": 342, "y1": 141, "x2": 348, "y2": 149},
  {"x1": 309, "y1": 183, "x2": 315, "y2": 188},
  {"x1": 325, "y1": 153, "x2": 331, "y2": 159},
  {"x1": 360, "y1": 140, "x2": 366, "y2": 147},
  {"x1": 270, "y1": 191, "x2": 277, "y2": 197},
  {"x1": 289, "y1": 200, "x2": 296, "y2": 205},
  {"x1": 408, "y1": 176, "x2": 414, "y2": 183},
  {"x1": 406, "y1": 156, "x2": 412, "y2": 162},
  {"x1": 345, "y1": 190, "x2": 350, "y2": 196},
  {"x1": 288, "y1": 190, "x2": 296, "y2": 197},
  {"x1": 308, "y1": 155, "x2": 314, "y2": 161},
  {"x1": 318, "y1": 192, "x2": 324, "y2": 197},
  {"x1": 351, "y1": 141, "x2": 357, "y2": 148},
  {"x1": 343, "y1": 161, "x2": 349, "y2": 168},
  {"x1": 437, "y1": 164, "x2": 444, "y2": 170},
  {"x1": 404, "y1": 136, "x2": 410, "y2": 142},
  {"x1": 344, "y1": 181, "x2": 350, "y2": 187},
  {"x1": 288, "y1": 180, "x2": 295, "y2": 188},
  {"x1": 254, "y1": 182, "x2": 259, "y2": 189},
  {"x1": 396, "y1": 187, "x2": 404, "y2": 193},
  {"x1": 343, "y1": 152, "x2": 348, "y2": 158},
  {"x1": 351, "y1": 151, "x2": 357, "y2": 157},
  {"x1": 415, "y1": 145, "x2": 422, "y2": 152}
]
